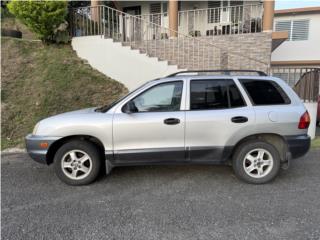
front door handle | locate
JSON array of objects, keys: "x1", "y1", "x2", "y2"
[
  {"x1": 164, "y1": 118, "x2": 180, "y2": 125},
  {"x1": 231, "y1": 116, "x2": 248, "y2": 123}
]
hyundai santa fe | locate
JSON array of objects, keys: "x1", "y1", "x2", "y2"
[{"x1": 26, "y1": 70, "x2": 311, "y2": 185}]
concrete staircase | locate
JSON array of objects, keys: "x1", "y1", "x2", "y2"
[{"x1": 71, "y1": 5, "x2": 272, "y2": 89}]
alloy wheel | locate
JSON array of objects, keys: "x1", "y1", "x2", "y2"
[
  {"x1": 243, "y1": 148, "x2": 274, "y2": 178},
  {"x1": 61, "y1": 150, "x2": 93, "y2": 180}
]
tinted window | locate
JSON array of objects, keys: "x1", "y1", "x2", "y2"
[
  {"x1": 190, "y1": 79, "x2": 245, "y2": 110},
  {"x1": 229, "y1": 82, "x2": 245, "y2": 107},
  {"x1": 131, "y1": 81, "x2": 183, "y2": 112},
  {"x1": 239, "y1": 79, "x2": 290, "y2": 105}
]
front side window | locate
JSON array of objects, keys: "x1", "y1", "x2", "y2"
[
  {"x1": 190, "y1": 79, "x2": 245, "y2": 110},
  {"x1": 131, "y1": 81, "x2": 183, "y2": 112},
  {"x1": 239, "y1": 79, "x2": 291, "y2": 105}
]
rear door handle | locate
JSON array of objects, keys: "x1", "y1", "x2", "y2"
[
  {"x1": 231, "y1": 116, "x2": 248, "y2": 123},
  {"x1": 164, "y1": 118, "x2": 180, "y2": 125}
]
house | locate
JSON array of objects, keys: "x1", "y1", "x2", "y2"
[
  {"x1": 271, "y1": 7, "x2": 320, "y2": 90},
  {"x1": 272, "y1": 7, "x2": 320, "y2": 68},
  {"x1": 71, "y1": 0, "x2": 278, "y2": 90},
  {"x1": 70, "y1": 1, "x2": 318, "y2": 138},
  {"x1": 270, "y1": 7, "x2": 320, "y2": 139}
]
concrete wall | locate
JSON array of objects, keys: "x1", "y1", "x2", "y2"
[
  {"x1": 72, "y1": 36, "x2": 181, "y2": 91},
  {"x1": 272, "y1": 13, "x2": 320, "y2": 62}
]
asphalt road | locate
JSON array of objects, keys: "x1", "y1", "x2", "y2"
[{"x1": 1, "y1": 150, "x2": 320, "y2": 240}]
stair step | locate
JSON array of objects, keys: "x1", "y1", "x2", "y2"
[{"x1": 105, "y1": 37, "x2": 192, "y2": 68}]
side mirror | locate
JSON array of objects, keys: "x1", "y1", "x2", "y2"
[{"x1": 122, "y1": 101, "x2": 137, "y2": 114}]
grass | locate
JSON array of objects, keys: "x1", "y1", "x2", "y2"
[
  {"x1": 311, "y1": 136, "x2": 320, "y2": 149},
  {"x1": 1, "y1": 37, "x2": 128, "y2": 150}
]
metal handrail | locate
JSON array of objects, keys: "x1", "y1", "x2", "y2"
[
  {"x1": 70, "y1": 5, "x2": 269, "y2": 72},
  {"x1": 138, "y1": 3, "x2": 262, "y2": 17}
]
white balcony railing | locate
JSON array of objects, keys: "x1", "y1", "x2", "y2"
[{"x1": 138, "y1": 4, "x2": 263, "y2": 37}]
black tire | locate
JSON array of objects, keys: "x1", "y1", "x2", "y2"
[
  {"x1": 53, "y1": 140, "x2": 102, "y2": 185},
  {"x1": 232, "y1": 140, "x2": 281, "y2": 184}
]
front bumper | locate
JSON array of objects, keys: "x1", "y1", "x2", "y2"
[
  {"x1": 25, "y1": 134, "x2": 61, "y2": 164},
  {"x1": 285, "y1": 134, "x2": 311, "y2": 159}
]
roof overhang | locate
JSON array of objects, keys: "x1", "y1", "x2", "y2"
[
  {"x1": 275, "y1": 7, "x2": 320, "y2": 16},
  {"x1": 271, "y1": 31, "x2": 289, "y2": 51}
]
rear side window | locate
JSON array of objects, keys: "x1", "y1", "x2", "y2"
[
  {"x1": 239, "y1": 79, "x2": 291, "y2": 105},
  {"x1": 190, "y1": 79, "x2": 245, "y2": 110}
]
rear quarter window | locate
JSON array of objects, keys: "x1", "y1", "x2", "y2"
[{"x1": 239, "y1": 79, "x2": 291, "y2": 105}]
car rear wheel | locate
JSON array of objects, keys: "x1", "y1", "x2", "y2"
[
  {"x1": 232, "y1": 140, "x2": 281, "y2": 184},
  {"x1": 53, "y1": 140, "x2": 101, "y2": 185}
]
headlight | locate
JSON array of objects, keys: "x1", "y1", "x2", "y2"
[{"x1": 32, "y1": 122, "x2": 40, "y2": 135}]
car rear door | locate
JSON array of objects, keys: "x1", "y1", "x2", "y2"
[
  {"x1": 112, "y1": 80, "x2": 187, "y2": 164},
  {"x1": 185, "y1": 77, "x2": 255, "y2": 162}
]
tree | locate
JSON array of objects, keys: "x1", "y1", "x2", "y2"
[{"x1": 7, "y1": 0, "x2": 68, "y2": 42}]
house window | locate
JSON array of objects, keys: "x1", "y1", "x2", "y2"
[
  {"x1": 275, "y1": 19, "x2": 309, "y2": 41},
  {"x1": 208, "y1": 1, "x2": 221, "y2": 23},
  {"x1": 292, "y1": 20, "x2": 309, "y2": 41},
  {"x1": 150, "y1": 3, "x2": 161, "y2": 25},
  {"x1": 230, "y1": 1, "x2": 243, "y2": 23}
]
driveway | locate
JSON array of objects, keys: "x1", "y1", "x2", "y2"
[{"x1": 1, "y1": 150, "x2": 320, "y2": 240}]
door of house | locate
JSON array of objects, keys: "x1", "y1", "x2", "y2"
[
  {"x1": 208, "y1": 1, "x2": 231, "y2": 23},
  {"x1": 123, "y1": 6, "x2": 141, "y2": 41},
  {"x1": 221, "y1": 0, "x2": 231, "y2": 23}
]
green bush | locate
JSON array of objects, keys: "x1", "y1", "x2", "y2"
[{"x1": 7, "y1": 0, "x2": 68, "y2": 42}]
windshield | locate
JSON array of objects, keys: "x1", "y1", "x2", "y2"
[{"x1": 95, "y1": 82, "x2": 150, "y2": 113}]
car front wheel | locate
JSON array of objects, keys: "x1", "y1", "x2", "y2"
[
  {"x1": 232, "y1": 140, "x2": 281, "y2": 184},
  {"x1": 53, "y1": 140, "x2": 101, "y2": 185}
]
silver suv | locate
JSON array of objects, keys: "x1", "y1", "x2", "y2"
[{"x1": 26, "y1": 70, "x2": 311, "y2": 185}]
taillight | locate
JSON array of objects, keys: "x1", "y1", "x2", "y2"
[{"x1": 298, "y1": 111, "x2": 310, "y2": 129}]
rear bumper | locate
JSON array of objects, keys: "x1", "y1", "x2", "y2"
[
  {"x1": 285, "y1": 134, "x2": 311, "y2": 159},
  {"x1": 25, "y1": 134, "x2": 61, "y2": 164}
]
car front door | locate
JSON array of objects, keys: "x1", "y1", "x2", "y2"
[
  {"x1": 112, "y1": 80, "x2": 186, "y2": 164},
  {"x1": 185, "y1": 78, "x2": 255, "y2": 162}
]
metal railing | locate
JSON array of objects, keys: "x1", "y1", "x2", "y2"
[
  {"x1": 70, "y1": 5, "x2": 269, "y2": 72},
  {"x1": 138, "y1": 4, "x2": 263, "y2": 37},
  {"x1": 271, "y1": 67, "x2": 320, "y2": 102}
]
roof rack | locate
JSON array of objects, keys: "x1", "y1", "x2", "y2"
[{"x1": 166, "y1": 70, "x2": 268, "y2": 77}]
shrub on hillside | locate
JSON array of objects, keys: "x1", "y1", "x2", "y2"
[{"x1": 7, "y1": 0, "x2": 69, "y2": 43}]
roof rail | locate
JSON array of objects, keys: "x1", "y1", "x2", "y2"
[{"x1": 166, "y1": 70, "x2": 268, "y2": 77}]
